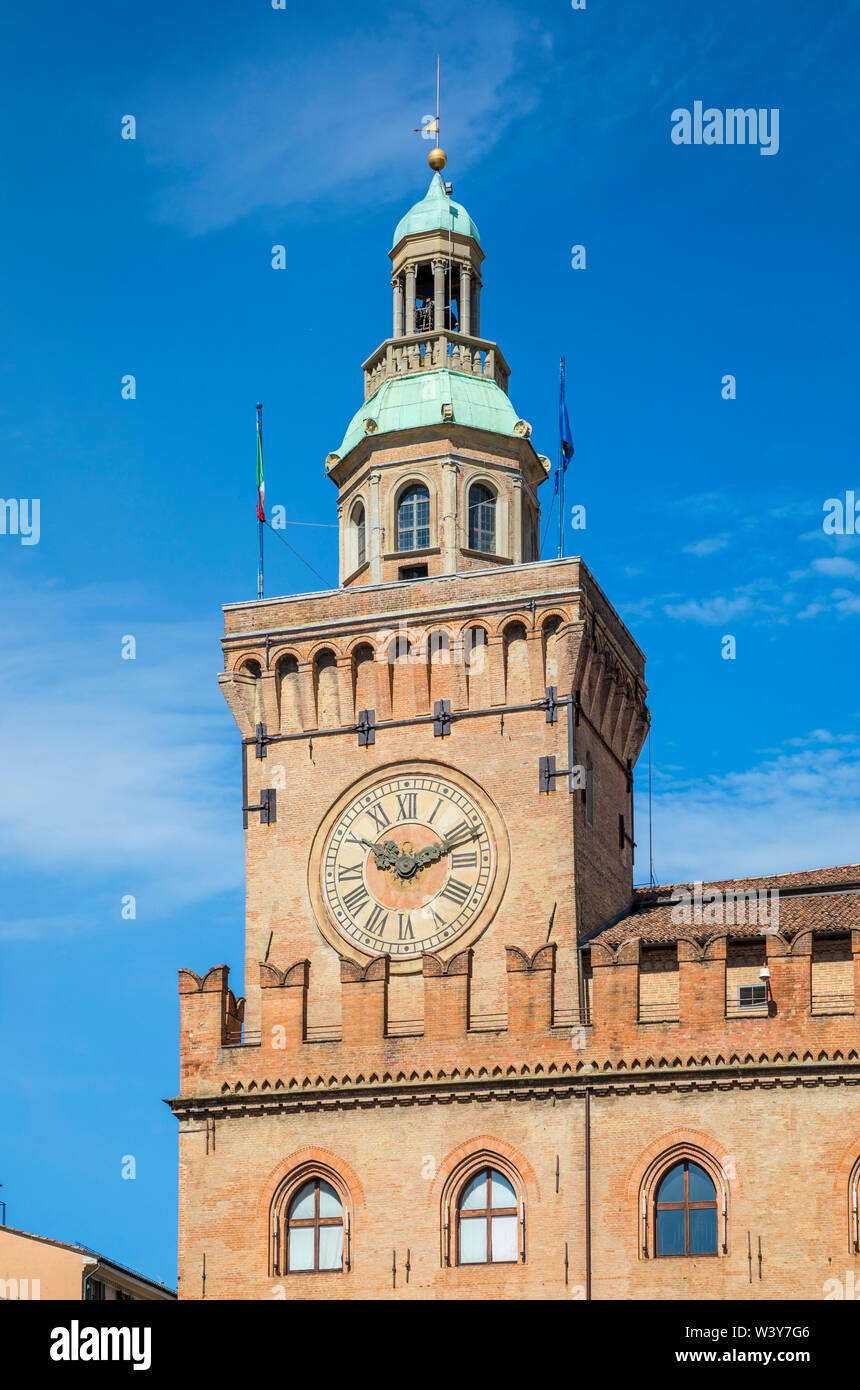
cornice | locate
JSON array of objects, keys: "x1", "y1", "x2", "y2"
[{"x1": 167, "y1": 1049, "x2": 860, "y2": 1119}]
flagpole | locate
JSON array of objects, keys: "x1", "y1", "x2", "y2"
[
  {"x1": 557, "y1": 356, "x2": 565, "y2": 559},
  {"x1": 256, "y1": 402, "x2": 264, "y2": 600}
]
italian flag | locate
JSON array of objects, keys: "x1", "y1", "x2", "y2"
[{"x1": 256, "y1": 417, "x2": 265, "y2": 522}]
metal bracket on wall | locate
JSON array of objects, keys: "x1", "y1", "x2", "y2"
[
  {"x1": 255, "y1": 721, "x2": 269, "y2": 759},
  {"x1": 357, "y1": 708, "x2": 376, "y2": 747},
  {"x1": 245, "y1": 788, "x2": 277, "y2": 825},
  {"x1": 241, "y1": 739, "x2": 278, "y2": 827},
  {"x1": 538, "y1": 690, "x2": 576, "y2": 793},
  {"x1": 433, "y1": 699, "x2": 451, "y2": 737}
]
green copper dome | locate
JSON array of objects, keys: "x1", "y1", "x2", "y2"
[
  {"x1": 392, "y1": 173, "x2": 481, "y2": 248},
  {"x1": 331, "y1": 370, "x2": 519, "y2": 463}
]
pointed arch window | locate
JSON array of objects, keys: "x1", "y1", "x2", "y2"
[
  {"x1": 397, "y1": 484, "x2": 430, "y2": 552},
  {"x1": 457, "y1": 1168, "x2": 519, "y2": 1265},
  {"x1": 468, "y1": 483, "x2": 496, "y2": 554},
  {"x1": 286, "y1": 1178, "x2": 344, "y2": 1273},
  {"x1": 655, "y1": 1161, "x2": 718, "y2": 1257}
]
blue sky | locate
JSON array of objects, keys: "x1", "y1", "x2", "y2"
[{"x1": 1, "y1": 0, "x2": 858, "y2": 1288}]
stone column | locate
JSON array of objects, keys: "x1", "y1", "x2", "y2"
[
  {"x1": 472, "y1": 278, "x2": 480, "y2": 337},
  {"x1": 441, "y1": 460, "x2": 459, "y2": 574},
  {"x1": 405, "y1": 263, "x2": 416, "y2": 334},
  {"x1": 511, "y1": 475, "x2": 523, "y2": 564},
  {"x1": 369, "y1": 471, "x2": 383, "y2": 584},
  {"x1": 460, "y1": 264, "x2": 471, "y2": 336},
  {"x1": 433, "y1": 258, "x2": 446, "y2": 330},
  {"x1": 391, "y1": 275, "x2": 403, "y2": 338}
]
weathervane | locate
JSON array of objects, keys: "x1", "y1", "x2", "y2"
[{"x1": 427, "y1": 55, "x2": 447, "y2": 172}]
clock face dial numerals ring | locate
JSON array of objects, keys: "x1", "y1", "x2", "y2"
[{"x1": 321, "y1": 773, "x2": 494, "y2": 961}]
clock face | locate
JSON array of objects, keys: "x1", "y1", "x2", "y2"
[{"x1": 317, "y1": 770, "x2": 497, "y2": 964}]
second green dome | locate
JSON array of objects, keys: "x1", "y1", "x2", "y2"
[{"x1": 392, "y1": 173, "x2": 481, "y2": 249}]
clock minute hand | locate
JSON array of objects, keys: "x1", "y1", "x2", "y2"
[{"x1": 437, "y1": 825, "x2": 481, "y2": 856}]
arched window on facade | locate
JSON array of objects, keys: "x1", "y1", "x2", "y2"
[
  {"x1": 468, "y1": 483, "x2": 496, "y2": 554},
  {"x1": 503, "y1": 621, "x2": 530, "y2": 704},
  {"x1": 397, "y1": 484, "x2": 430, "y2": 552},
  {"x1": 276, "y1": 653, "x2": 301, "y2": 730},
  {"x1": 285, "y1": 1177, "x2": 345, "y2": 1274},
  {"x1": 850, "y1": 1156, "x2": 860, "y2": 1254},
  {"x1": 522, "y1": 500, "x2": 538, "y2": 562},
  {"x1": 654, "y1": 1160, "x2": 718, "y2": 1257},
  {"x1": 457, "y1": 1167, "x2": 519, "y2": 1266},
  {"x1": 542, "y1": 615, "x2": 562, "y2": 689},
  {"x1": 352, "y1": 642, "x2": 375, "y2": 714},
  {"x1": 314, "y1": 648, "x2": 340, "y2": 728},
  {"x1": 351, "y1": 502, "x2": 366, "y2": 570}
]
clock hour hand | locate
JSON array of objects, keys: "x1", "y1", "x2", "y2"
[{"x1": 359, "y1": 836, "x2": 400, "y2": 869}]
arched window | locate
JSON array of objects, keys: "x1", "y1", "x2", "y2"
[
  {"x1": 468, "y1": 483, "x2": 496, "y2": 554},
  {"x1": 655, "y1": 1161, "x2": 718, "y2": 1257},
  {"x1": 352, "y1": 503, "x2": 366, "y2": 569},
  {"x1": 276, "y1": 653, "x2": 301, "y2": 730},
  {"x1": 428, "y1": 630, "x2": 450, "y2": 664},
  {"x1": 522, "y1": 501, "x2": 538, "y2": 562},
  {"x1": 503, "y1": 621, "x2": 529, "y2": 703},
  {"x1": 464, "y1": 625, "x2": 487, "y2": 672},
  {"x1": 849, "y1": 1156, "x2": 860, "y2": 1253},
  {"x1": 286, "y1": 1178, "x2": 344, "y2": 1273},
  {"x1": 457, "y1": 1168, "x2": 519, "y2": 1265},
  {"x1": 314, "y1": 648, "x2": 340, "y2": 727},
  {"x1": 397, "y1": 484, "x2": 430, "y2": 552}
]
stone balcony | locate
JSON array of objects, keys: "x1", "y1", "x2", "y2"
[{"x1": 362, "y1": 330, "x2": 511, "y2": 401}]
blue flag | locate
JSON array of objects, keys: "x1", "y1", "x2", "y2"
[{"x1": 559, "y1": 379, "x2": 574, "y2": 469}]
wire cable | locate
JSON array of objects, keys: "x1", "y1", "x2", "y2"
[{"x1": 263, "y1": 518, "x2": 335, "y2": 589}]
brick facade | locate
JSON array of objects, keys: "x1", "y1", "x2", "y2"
[{"x1": 169, "y1": 165, "x2": 860, "y2": 1302}]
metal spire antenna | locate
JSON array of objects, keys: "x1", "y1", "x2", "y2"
[{"x1": 436, "y1": 53, "x2": 441, "y2": 148}]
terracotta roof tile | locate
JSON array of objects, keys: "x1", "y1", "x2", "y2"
[{"x1": 591, "y1": 863, "x2": 860, "y2": 947}]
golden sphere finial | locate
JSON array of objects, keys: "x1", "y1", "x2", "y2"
[{"x1": 428, "y1": 146, "x2": 447, "y2": 172}]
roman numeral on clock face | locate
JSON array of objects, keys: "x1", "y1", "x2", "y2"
[
  {"x1": 396, "y1": 791, "x2": 417, "y2": 820},
  {"x1": 440, "y1": 877, "x2": 471, "y2": 907},
  {"x1": 447, "y1": 819, "x2": 476, "y2": 846},
  {"x1": 366, "y1": 803, "x2": 391, "y2": 833},
  {"x1": 337, "y1": 862, "x2": 364, "y2": 882},
  {"x1": 451, "y1": 850, "x2": 477, "y2": 869},
  {"x1": 397, "y1": 913, "x2": 414, "y2": 940},
  {"x1": 366, "y1": 904, "x2": 389, "y2": 937},
  {"x1": 343, "y1": 883, "x2": 370, "y2": 915}
]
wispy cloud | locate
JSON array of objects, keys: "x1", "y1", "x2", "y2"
[
  {"x1": 143, "y1": 6, "x2": 549, "y2": 235},
  {"x1": 0, "y1": 582, "x2": 242, "y2": 940},
  {"x1": 812, "y1": 556, "x2": 860, "y2": 577},
  {"x1": 637, "y1": 732, "x2": 860, "y2": 885},
  {"x1": 682, "y1": 534, "x2": 731, "y2": 557}
]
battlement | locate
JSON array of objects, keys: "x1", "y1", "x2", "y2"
[
  {"x1": 177, "y1": 927, "x2": 860, "y2": 1095},
  {"x1": 177, "y1": 944, "x2": 577, "y2": 1092}
]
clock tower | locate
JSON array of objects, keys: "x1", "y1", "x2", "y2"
[{"x1": 171, "y1": 150, "x2": 650, "y2": 1299}]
